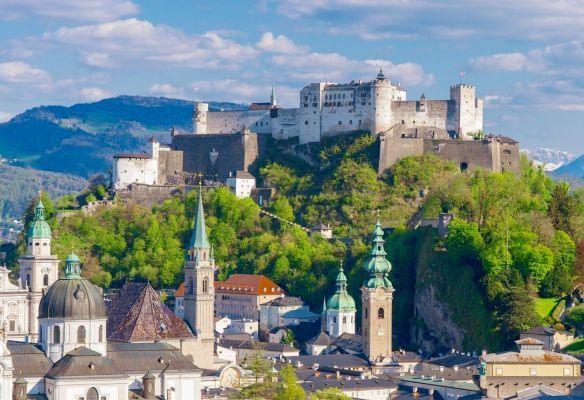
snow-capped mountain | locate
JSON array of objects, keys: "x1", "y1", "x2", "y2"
[{"x1": 521, "y1": 148, "x2": 576, "y2": 171}]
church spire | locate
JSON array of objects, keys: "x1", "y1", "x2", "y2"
[
  {"x1": 28, "y1": 194, "x2": 51, "y2": 240},
  {"x1": 270, "y1": 86, "x2": 276, "y2": 107},
  {"x1": 363, "y1": 215, "x2": 392, "y2": 289},
  {"x1": 189, "y1": 186, "x2": 210, "y2": 250}
]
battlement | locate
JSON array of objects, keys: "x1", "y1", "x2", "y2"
[{"x1": 450, "y1": 84, "x2": 475, "y2": 89}]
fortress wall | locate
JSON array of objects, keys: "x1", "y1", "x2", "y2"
[
  {"x1": 423, "y1": 139, "x2": 496, "y2": 172},
  {"x1": 271, "y1": 108, "x2": 299, "y2": 140},
  {"x1": 391, "y1": 100, "x2": 450, "y2": 131},
  {"x1": 117, "y1": 183, "x2": 187, "y2": 208},
  {"x1": 378, "y1": 137, "x2": 424, "y2": 174},
  {"x1": 157, "y1": 149, "x2": 184, "y2": 184},
  {"x1": 499, "y1": 141, "x2": 521, "y2": 174},
  {"x1": 321, "y1": 102, "x2": 362, "y2": 136},
  {"x1": 206, "y1": 110, "x2": 271, "y2": 134}
]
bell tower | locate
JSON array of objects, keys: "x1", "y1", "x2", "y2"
[
  {"x1": 183, "y1": 187, "x2": 215, "y2": 342},
  {"x1": 361, "y1": 216, "x2": 394, "y2": 365},
  {"x1": 18, "y1": 195, "x2": 59, "y2": 341}
]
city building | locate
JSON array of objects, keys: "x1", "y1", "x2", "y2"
[
  {"x1": 226, "y1": 170, "x2": 256, "y2": 198},
  {"x1": 260, "y1": 296, "x2": 309, "y2": 330},
  {"x1": 215, "y1": 274, "x2": 284, "y2": 321},
  {"x1": 520, "y1": 326, "x2": 575, "y2": 352},
  {"x1": 310, "y1": 223, "x2": 333, "y2": 239}
]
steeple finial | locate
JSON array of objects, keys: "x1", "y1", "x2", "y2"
[
  {"x1": 189, "y1": 186, "x2": 210, "y2": 250},
  {"x1": 270, "y1": 86, "x2": 276, "y2": 107},
  {"x1": 64, "y1": 252, "x2": 81, "y2": 279}
]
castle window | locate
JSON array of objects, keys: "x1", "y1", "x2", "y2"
[
  {"x1": 349, "y1": 120, "x2": 352, "y2": 125},
  {"x1": 402, "y1": 120, "x2": 405, "y2": 124},
  {"x1": 86, "y1": 387, "x2": 99, "y2": 400},
  {"x1": 305, "y1": 121, "x2": 308, "y2": 125},
  {"x1": 338, "y1": 121, "x2": 342, "y2": 125},
  {"x1": 77, "y1": 326, "x2": 86, "y2": 343},
  {"x1": 99, "y1": 325, "x2": 104, "y2": 342},
  {"x1": 43, "y1": 274, "x2": 49, "y2": 286},
  {"x1": 53, "y1": 326, "x2": 61, "y2": 343},
  {"x1": 378, "y1": 307, "x2": 385, "y2": 319},
  {"x1": 460, "y1": 162, "x2": 468, "y2": 172},
  {"x1": 358, "y1": 120, "x2": 362, "y2": 125},
  {"x1": 203, "y1": 277, "x2": 209, "y2": 293}
]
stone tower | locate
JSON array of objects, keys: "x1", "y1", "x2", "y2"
[
  {"x1": 183, "y1": 187, "x2": 215, "y2": 342},
  {"x1": 371, "y1": 69, "x2": 393, "y2": 135},
  {"x1": 18, "y1": 196, "x2": 59, "y2": 341},
  {"x1": 361, "y1": 217, "x2": 394, "y2": 365},
  {"x1": 193, "y1": 102, "x2": 208, "y2": 134},
  {"x1": 326, "y1": 263, "x2": 356, "y2": 337},
  {"x1": 449, "y1": 84, "x2": 483, "y2": 139}
]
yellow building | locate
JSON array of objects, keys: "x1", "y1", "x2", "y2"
[{"x1": 479, "y1": 338, "x2": 583, "y2": 398}]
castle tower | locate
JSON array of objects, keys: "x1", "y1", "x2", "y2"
[
  {"x1": 326, "y1": 262, "x2": 356, "y2": 337},
  {"x1": 361, "y1": 216, "x2": 394, "y2": 365},
  {"x1": 270, "y1": 86, "x2": 277, "y2": 108},
  {"x1": 193, "y1": 102, "x2": 209, "y2": 134},
  {"x1": 371, "y1": 69, "x2": 393, "y2": 135},
  {"x1": 449, "y1": 84, "x2": 483, "y2": 139},
  {"x1": 183, "y1": 187, "x2": 215, "y2": 343},
  {"x1": 18, "y1": 195, "x2": 59, "y2": 341}
]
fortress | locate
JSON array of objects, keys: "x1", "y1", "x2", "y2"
[
  {"x1": 113, "y1": 71, "x2": 520, "y2": 192},
  {"x1": 194, "y1": 70, "x2": 483, "y2": 144}
]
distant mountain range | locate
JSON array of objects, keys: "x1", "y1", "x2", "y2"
[
  {"x1": 0, "y1": 96, "x2": 244, "y2": 218},
  {"x1": 521, "y1": 147, "x2": 576, "y2": 171}
]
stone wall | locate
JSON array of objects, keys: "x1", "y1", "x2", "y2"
[{"x1": 206, "y1": 110, "x2": 271, "y2": 134}]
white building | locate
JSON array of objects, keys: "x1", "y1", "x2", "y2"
[
  {"x1": 112, "y1": 138, "x2": 160, "y2": 189},
  {"x1": 226, "y1": 170, "x2": 256, "y2": 198},
  {"x1": 194, "y1": 71, "x2": 483, "y2": 144},
  {"x1": 259, "y1": 297, "x2": 308, "y2": 330}
]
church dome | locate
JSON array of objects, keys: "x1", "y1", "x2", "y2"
[
  {"x1": 27, "y1": 199, "x2": 51, "y2": 239},
  {"x1": 363, "y1": 218, "x2": 393, "y2": 289},
  {"x1": 39, "y1": 253, "x2": 106, "y2": 320},
  {"x1": 326, "y1": 263, "x2": 356, "y2": 312}
]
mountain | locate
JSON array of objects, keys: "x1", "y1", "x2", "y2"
[
  {"x1": 0, "y1": 96, "x2": 245, "y2": 178},
  {"x1": 521, "y1": 147, "x2": 575, "y2": 171},
  {"x1": 553, "y1": 154, "x2": 584, "y2": 179},
  {"x1": 0, "y1": 96, "x2": 245, "y2": 219}
]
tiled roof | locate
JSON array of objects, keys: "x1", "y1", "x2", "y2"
[
  {"x1": 265, "y1": 296, "x2": 304, "y2": 307},
  {"x1": 286, "y1": 354, "x2": 370, "y2": 369},
  {"x1": 107, "y1": 282, "x2": 193, "y2": 341},
  {"x1": 301, "y1": 378, "x2": 396, "y2": 393},
  {"x1": 233, "y1": 170, "x2": 255, "y2": 179},
  {"x1": 515, "y1": 337, "x2": 544, "y2": 345},
  {"x1": 107, "y1": 342, "x2": 200, "y2": 373},
  {"x1": 481, "y1": 350, "x2": 581, "y2": 364},
  {"x1": 7, "y1": 341, "x2": 53, "y2": 377},
  {"x1": 306, "y1": 331, "x2": 331, "y2": 346},
  {"x1": 218, "y1": 337, "x2": 297, "y2": 353},
  {"x1": 46, "y1": 346, "x2": 126, "y2": 378},
  {"x1": 176, "y1": 282, "x2": 185, "y2": 297},
  {"x1": 215, "y1": 274, "x2": 283, "y2": 295},
  {"x1": 281, "y1": 309, "x2": 319, "y2": 319},
  {"x1": 522, "y1": 326, "x2": 556, "y2": 336},
  {"x1": 330, "y1": 333, "x2": 363, "y2": 354}
]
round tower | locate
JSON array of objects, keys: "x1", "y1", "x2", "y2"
[
  {"x1": 193, "y1": 102, "x2": 208, "y2": 134},
  {"x1": 371, "y1": 69, "x2": 393, "y2": 135}
]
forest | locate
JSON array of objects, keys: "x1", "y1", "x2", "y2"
[{"x1": 5, "y1": 132, "x2": 584, "y2": 351}]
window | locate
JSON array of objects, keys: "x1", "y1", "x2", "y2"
[
  {"x1": 496, "y1": 368, "x2": 503, "y2": 375},
  {"x1": 342, "y1": 316, "x2": 346, "y2": 323},
  {"x1": 333, "y1": 317, "x2": 337, "y2": 323},
  {"x1": 530, "y1": 368, "x2": 537, "y2": 376},
  {"x1": 77, "y1": 326, "x2": 86, "y2": 343},
  {"x1": 378, "y1": 307, "x2": 385, "y2": 319},
  {"x1": 43, "y1": 274, "x2": 49, "y2": 286},
  {"x1": 188, "y1": 278, "x2": 194, "y2": 295},
  {"x1": 203, "y1": 277, "x2": 209, "y2": 293},
  {"x1": 26, "y1": 274, "x2": 30, "y2": 289},
  {"x1": 99, "y1": 325, "x2": 104, "y2": 342},
  {"x1": 86, "y1": 387, "x2": 99, "y2": 400},
  {"x1": 365, "y1": 308, "x2": 368, "y2": 318},
  {"x1": 53, "y1": 326, "x2": 61, "y2": 343},
  {"x1": 338, "y1": 121, "x2": 342, "y2": 125},
  {"x1": 9, "y1": 320, "x2": 15, "y2": 332},
  {"x1": 564, "y1": 368, "x2": 572, "y2": 376},
  {"x1": 305, "y1": 120, "x2": 308, "y2": 125}
]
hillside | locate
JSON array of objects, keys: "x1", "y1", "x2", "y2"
[{"x1": 0, "y1": 96, "x2": 245, "y2": 218}]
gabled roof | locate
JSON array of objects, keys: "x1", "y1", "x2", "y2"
[
  {"x1": 215, "y1": 274, "x2": 284, "y2": 295},
  {"x1": 46, "y1": 346, "x2": 126, "y2": 379},
  {"x1": 306, "y1": 331, "x2": 331, "y2": 346},
  {"x1": 7, "y1": 341, "x2": 53, "y2": 377},
  {"x1": 264, "y1": 296, "x2": 304, "y2": 307},
  {"x1": 106, "y1": 282, "x2": 193, "y2": 341}
]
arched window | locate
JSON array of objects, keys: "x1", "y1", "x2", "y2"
[
  {"x1": 26, "y1": 274, "x2": 30, "y2": 289},
  {"x1": 365, "y1": 308, "x2": 368, "y2": 318},
  {"x1": 188, "y1": 278, "x2": 194, "y2": 295},
  {"x1": 43, "y1": 274, "x2": 49, "y2": 286},
  {"x1": 333, "y1": 317, "x2": 337, "y2": 323},
  {"x1": 99, "y1": 325, "x2": 103, "y2": 342},
  {"x1": 77, "y1": 326, "x2": 86, "y2": 343},
  {"x1": 378, "y1": 307, "x2": 385, "y2": 319},
  {"x1": 342, "y1": 316, "x2": 347, "y2": 324},
  {"x1": 202, "y1": 277, "x2": 209, "y2": 293},
  {"x1": 53, "y1": 326, "x2": 61, "y2": 344},
  {"x1": 86, "y1": 387, "x2": 99, "y2": 400}
]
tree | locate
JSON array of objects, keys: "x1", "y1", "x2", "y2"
[
  {"x1": 499, "y1": 286, "x2": 540, "y2": 341},
  {"x1": 310, "y1": 388, "x2": 351, "y2": 399},
  {"x1": 276, "y1": 365, "x2": 305, "y2": 400},
  {"x1": 281, "y1": 329, "x2": 295, "y2": 346},
  {"x1": 445, "y1": 219, "x2": 484, "y2": 265},
  {"x1": 566, "y1": 306, "x2": 584, "y2": 329},
  {"x1": 576, "y1": 241, "x2": 584, "y2": 286},
  {"x1": 548, "y1": 183, "x2": 576, "y2": 236},
  {"x1": 244, "y1": 346, "x2": 272, "y2": 384}
]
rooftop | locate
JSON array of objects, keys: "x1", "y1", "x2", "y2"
[
  {"x1": 400, "y1": 374, "x2": 480, "y2": 392},
  {"x1": 215, "y1": 274, "x2": 284, "y2": 296},
  {"x1": 281, "y1": 309, "x2": 319, "y2": 319},
  {"x1": 264, "y1": 296, "x2": 305, "y2": 307},
  {"x1": 522, "y1": 326, "x2": 557, "y2": 336},
  {"x1": 480, "y1": 350, "x2": 581, "y2": 364}
]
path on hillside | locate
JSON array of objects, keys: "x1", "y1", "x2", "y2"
[{"x1": 259, "y1": 209, "x2": 311, "y2": 233}]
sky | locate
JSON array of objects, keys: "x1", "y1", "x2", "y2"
[{"x1": 0, "y1": 0, "x2": 583, "y2": 153}]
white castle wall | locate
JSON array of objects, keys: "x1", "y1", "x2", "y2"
[{"x1": 191, "y1": 76, "x2": 482, "y2": 145}]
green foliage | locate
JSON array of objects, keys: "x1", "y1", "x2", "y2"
[
  {"x1": 276, "y1": 365, "x2": 305, "y2": 400},
  {"x1": 310, "y1": 388, "x2": 351, "y2": 399},
  {"x1": 548, "y1": 182, "x2": 576, "y2": 235},
  {"x1": 566, "y1": 306, "x2": 584, "y2": 329},
  {"x1": 281, "y1": 329, "x2": 295, "y2": 346}
]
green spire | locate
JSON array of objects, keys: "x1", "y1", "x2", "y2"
[
  {"x1": 321, "y1": 297, "x2": 327, "y2": 315},
  {"x1": 270, "y1": 86, "x2": 276, "y2": 106},
  {"x1": 64, "y1": 252, "x2": 81, "y2": 279},
  {"x1": 27, "y1": 195, "x2": 51, "y2": 239},
  {"x1": 189, "y1": 186, "x2": 210, "y2": 249},
  {"x1": 363, "y1": 215, "x2": 393, "y2": 289},
  {"x1": 327, "y1": 261, "x2": 356, "y2": 312}
]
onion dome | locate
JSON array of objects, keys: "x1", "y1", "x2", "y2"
[
  {"x1": 363, "y1": 217, "x2": 393, "y2": 289},
  {"x1": 327, "y1": 263, "x2": 356, "y2": 312},
  {"x1": 39, "y1": 253, "x2": 106, "y2": 320},
  {"x1": 27, "y1": 198, "x2": 51, "y2": 239},
  {"x1": 376, "y1": 68, "x2": 386, "y2": 80}
]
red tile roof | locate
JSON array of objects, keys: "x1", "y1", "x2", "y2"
[
  {"x1": 215, "y1": 274, "x2": 283, "y2": 295},
  {"x1": 176, "y1": 282, "x2": 185, "y2": 297},
  {"x1": 107, "y1": 282, "x2": 193, "y2": 341}
]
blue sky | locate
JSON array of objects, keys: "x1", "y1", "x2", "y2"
[{"x1": 0, "y1": 0, "x2": 583, "y2": 153}]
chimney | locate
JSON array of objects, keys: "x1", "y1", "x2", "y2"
[
  {"x1": 142, "y1": 371, "x2": 156, "y2": 400},
  {"x1": 482, "y1": 349, "x2": 487, "y2": 356},
  {"x1": 13, "y1": 377, "x2": 27, "y2": 400}
]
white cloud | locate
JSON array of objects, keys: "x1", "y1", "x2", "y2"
[
  {"x1": 0, "y1": 0, "x2": 138, "y2": 22},
  {"x1": 257, "y1": 32, "x2": 309, "y2": 54},
  {"x1": 470, "y1": 52, "x2": 542, "y2": 72},
  {"x1": 190, "y1": 80, "x2": 298, "y2": 106},
  {"x1": 0, "y1": 61, "x2": 50, "y2": 84},
  {"x1": 80, "y1": 87, "x2": 110, "y2": 102},
  {"x1": 149, "y1": 83, "x2": 186, "y2": 99},
  {"x1": 35, "y1": 18, "x2": 260, "y2": 69},
  {"x1": 0, "y1": 112, "x2": 13, "y2": 123}
]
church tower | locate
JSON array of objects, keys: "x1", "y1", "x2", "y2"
[
  {"x1": 326, "y1": 263, "x2": 356, "y2": 337},
  {"x1": 183, "y1": 188, "x2": 215, "y2": 342},
  {"x1": 18, "y1": 196, "x2": 59, "y2": 341},
  {"x1": 361, "y1": 216, "x2": 394, "y2": 365}
]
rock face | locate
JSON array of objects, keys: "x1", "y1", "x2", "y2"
[{"x1": 412, "y1": 283, "x2": 466, "y2": 354}]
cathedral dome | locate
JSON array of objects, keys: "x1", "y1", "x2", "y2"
[
  {"x1": 326, "y1": 264, "x2": 356, "y2": 312},
  {"x1": 39, "y1": 253, "x2": 106, "y2": 320},
  {"x1": 27, "y1": 199, "x2": 51, "y2": 239}
]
